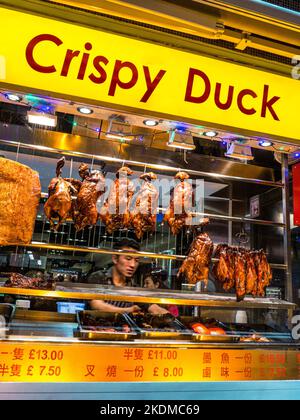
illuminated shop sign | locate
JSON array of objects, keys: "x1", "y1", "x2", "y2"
[{"x1": 0, "y1": 7, "x2": 299, "y2": 140}]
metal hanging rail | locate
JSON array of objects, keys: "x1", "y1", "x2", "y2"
[
  {"x1": 38, "y1": 194, "x2": 285, "y2": 228},
  {"x1": 21, "y1": 241, "x2": 287, "y2": 270},
  {"x1": 0, "y1": 139, "x2": 283, "y2": 187}
]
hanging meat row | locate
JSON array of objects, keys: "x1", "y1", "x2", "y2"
[
  {"x1": 212, "y1": 244, "x2": 272, "y2": 301},
  {"x1": 44, "y1": 157, "x2": 106, "y2": 232},
  {"x1": 44, "y1": 160, "x2": 195, "y2": 238}
]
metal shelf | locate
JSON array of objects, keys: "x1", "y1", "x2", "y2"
[
  {"x1": 0, "y1": 284, "x2": 295, "y2": 310},
  {"x1": 17, "y1": 242, "x2": 287, "y2": 270}
]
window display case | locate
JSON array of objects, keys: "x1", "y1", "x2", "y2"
[{"x1": 0, "y1": 124, "x2": 299, "y2": 397}]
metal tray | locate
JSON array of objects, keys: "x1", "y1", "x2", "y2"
[
  {"x1": 179, "y1": 316, "x2": 240, "y2": 343},
  {"x1": 125, "y1": 313, "x2": 193, "y2": 341},
  {"x1": 74, "y1": 329, "x2": 137, "y2": 341},
  {"x1": 191, "y1": 334, "x2": 240, "y2": 343},
  {"x1": 75, "y1": 310, "x2": 137, "y2": 341},
  {"x1": 137, "y1": 330, "x2": 193, "y2": 340}
]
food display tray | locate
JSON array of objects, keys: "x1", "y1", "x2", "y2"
[
  {"x1": 125, "y1": 313, "x2": 193, "y2": 341},
  {"x1": 75, "y1": 310, "x2": 137, "y2": 341},
  {"x1": 191, "y1": 334, "x2": 240, "y2": 343},
  {"x1": 179, "y1": 316, "x2": 240, "y2": 343},
  {"x1": 137, "y1": 330, "x2": 193, "y2": 340}
]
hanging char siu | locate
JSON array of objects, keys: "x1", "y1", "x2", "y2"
[
  {"x1": 164, "y1": 171, "x2": 193, "y2": 235},
  {"x1": 177, "y1": 219, "x2": 213, "y2": 286},
  {"x1": 44, "y1": 157, "x2": 77, "y2": 231},
  {"x1": 213, "y1": 245, "x2": 272, "y2": 301},
  {"x1": 131, "y1": 172, "x2": 159, "y2": 239},
  {"x1": 100, "y1": 166, "x2": 135, "y2": 234}
]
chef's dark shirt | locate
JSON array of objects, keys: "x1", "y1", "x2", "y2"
[{"x1": 87, "y1": 268, "x2": 148, "y2": 311}]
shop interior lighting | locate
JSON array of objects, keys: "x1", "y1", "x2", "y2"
[
  {"x1": 77, "y1": 106, "x2": 93, "y2": 115},
  {"x1": 258, "y1": 140, "x2": 273, "y2": 147},
  {"x1": 203, "y1": 131, "x2": 218, "y2": 138},
  {"x1": 27, "y1": 111, "x2": 57, "y2": 127},
  {"x1": 167, "y1": 129, "x2": 196, "y2": 151},
  {"x1": 143, "y1": 119, "x2": 159, "y2": 127},
  {"x1": 4, "y1": 93, "x2": 23, "y2": 102},
  {"x1": 225, "y1": 140, "x2": 254, "y2": 161},
  {"x1": 106, "y1": 115, "x2": 133, "y2": 141}
]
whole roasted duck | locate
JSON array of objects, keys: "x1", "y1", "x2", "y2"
[
  {"x1": 44, "y1": 157, "x2": 77, "y2": 231},
  {"x1": 164, "y1": 172, "x2": 193, "y2": 235},
  {"x1": 177, "y1": 219, "x2": 213, "y2": 286},
  {"x1": 131, "y1": 172, "x2": 159, "y2": 239},
  {"x1": 100, "y1": 166, "x2": 135, "y2": 234},
  {"x1": 74, "y1": 163, "x2": 106, "y2": 231}
]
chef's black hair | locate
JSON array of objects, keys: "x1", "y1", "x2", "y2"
[{"x1": 113, "y1": 238, "x2": 140, "y2": 252}]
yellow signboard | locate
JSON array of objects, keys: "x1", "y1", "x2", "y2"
[
  {"x1": 0, "y1": 7, "x2": 299, "y2": 141},
  {"x1": 0, "y1": 342, "x2": 300, "y2": 382}
]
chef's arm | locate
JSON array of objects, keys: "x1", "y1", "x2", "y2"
[
  {"x1": 90, "y1": 299, "x2": 140, "y2": 313},
  {"x1": 147, "y1": 304, "x2": 169, "y2": 315}
]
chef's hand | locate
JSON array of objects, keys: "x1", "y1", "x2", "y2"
[{"x1": 123, "y1": 305, "x2": 141, "y2": 314}]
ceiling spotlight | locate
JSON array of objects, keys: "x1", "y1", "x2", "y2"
[
  {"x1": 258, "y1": 140, "x2": 273, "y2": 147},
  {"x1": 143, "y1": 119, "x2": 159, "y2": 127},
  {"x1": 167, "y1": 129, "x2": 195, "y2": 151},
  {"x1": 203, "y1": 131, "x2": 218, "y2": 138},
  {"x1": 77, "y1": 106, "x2": 93, "y2": 115},
  {"x1": 4, "y1": 93, "x2": 23, "y2": 102},
  {"x1": 225, "y1": 140, "x2": 253, "y2": 161}
]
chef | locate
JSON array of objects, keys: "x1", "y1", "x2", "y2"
[{"x1": 88, "y1": 238, "x2": 169, "y2": 315}]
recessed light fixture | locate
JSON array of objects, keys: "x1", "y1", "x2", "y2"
[
  {"x1": 77, "y1": 106, "x2": 93, "y2": 115},
  {"x1": 258, "y1": 140, "x2": 273, "y2": 147},
  {"x1": 203, "y1": 131, "x2": 218, "y2": 138},
  {"x1": 143, "y1": 119, "x2": 159, "y2": 127},
  {"x1": 27, "y1": 111, "x2": 57, "y2": 127},
  {"x1": 4, "y1": 93, "x2": 23, "y2": 102},
  {"x1": 167, "y1": 129, "x2": 195, "y2": 151},
  {"x1": 225, "y1": 140, "x2": 254, "y2": 161}
]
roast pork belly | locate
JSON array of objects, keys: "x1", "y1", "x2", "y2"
[{"x1": 0, "y1": 158, "x2": 41, "y2": 245}]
